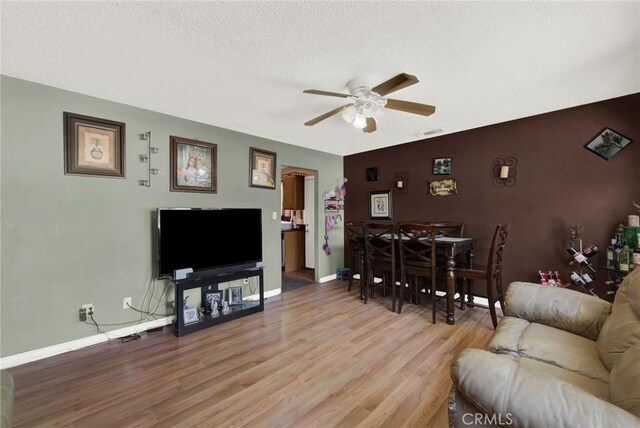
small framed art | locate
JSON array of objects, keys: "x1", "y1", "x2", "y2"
[
  {"x1": 369, "y1": 190, "x2": 392, "y2": 220},
  {"x1": 249, "y1": 147, "x2": 277, "y2": 189},
  {"x1": 366, "y1": 167, "x2": 379, "y2": 182},
  {"x1": 183, "y1": 308, "x2": 199, "y2": 324},
  {"x1": 432, "y1": 158, "x2": 451, "y2": 175},
  {"x1": 228, "y1": 286, "x2": 243, "y2": 305},
  {"x1": 203, "y1": 290, "x2": 222, "y2": 312},
  {"x1": 584, "y1": 128, "x2": 632, "y2": 161},
  {"x1": 64, "y1": 112, "x2": 126, "y2": 178},
  {"x1": 170, "y1": 136, "x2": 217, "y2": 193}
]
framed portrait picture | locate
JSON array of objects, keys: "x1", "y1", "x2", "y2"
[
  {"x1": 369, "y1": 190, "x2": 392, "y2": 220},
  {"x1": 228, "y1": 286, "x2": 243, "y2": 305},
  {"x1": 432, "y1": 158, "x2": 451, "y2": 175},
  {"x1": 202, "y1": 290, "x2": 222, "y2": 312},
  {"x1": 183, "y1": 308, "x2": 199, "y2": 325},
  {"x1": 249, "y1": 147, "x2": 277, "y2": 189},
  {"x1": 170, "y1": 136, "x2": 217, "y2": 193},
  {"x1": 64, "y1": 112, "x2": 126, "y2": 178},
  {"x1": 584, "y1": 128, "x2": 632, "y2": 161}
]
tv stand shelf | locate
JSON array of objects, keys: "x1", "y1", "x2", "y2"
[{"x1": 174, "y1": 267, "x2": 264, "y2": 336}]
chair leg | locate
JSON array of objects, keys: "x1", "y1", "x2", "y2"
[
  {"x1": 431, "y1": 276, "x2": 437, "y2": 324},
  {"x1": 398, "y1": 271, "x2": 405, "y2": 314},
  {"x1": 459, "y1": 278, "x2": 466, "y2": 310},
  {"x1": 488, "y1": 301, "x2": 498, "y2": 329},
  {"x1": 466, "y1": 279, "x2": 475, "y2": 308}
]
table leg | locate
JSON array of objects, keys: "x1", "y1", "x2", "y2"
[{"x1": 446, "y1": 250, "x2": 456, "y2": 325}]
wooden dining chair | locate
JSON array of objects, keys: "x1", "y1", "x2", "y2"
[
  {"x1": 398, "y1": 223, "x2": 439, "y2": 322},
  {"x1": 454, "y1": 223, "x2": 511, "y2": 329},
  {"x1": 362, "y1": 222, "x2": 399, "y2": 312},
  {"x1": 345, "y1": 221, "x2": 365, "y2": 294},
  {"x1": 431, "y1": 221, "x2": 465, "y2": 238}
]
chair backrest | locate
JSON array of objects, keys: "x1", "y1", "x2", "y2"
[
  {"x1": 430, "y1": 221, "x2": 465, "y2": 238},
  {"x1": 398, "y1": 223, "x2": 437, "y2": 267},
  {"x1": 346, "y1": 221, "x2": 364, "y2": 253},
  {"x1": 362, "y1": 223, "x2": 396, "y2": 269},
  {"x1": 487, "y1": 223, "x2": 511, "y2": 281}
]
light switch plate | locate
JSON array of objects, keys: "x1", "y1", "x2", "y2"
[{"x1": 272, "y1": 211, "x2": 278, "y2": 220}]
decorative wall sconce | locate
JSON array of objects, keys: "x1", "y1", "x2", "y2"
[
  {"x1": 393, "y1": 171, "x2": 409, "y2": 194},
  {"x1": 492, "y1": 157, "x2": 517, "y2": 187},
  {"x1": 139, "y1": 132, "x2": 159, "y2": 187}
]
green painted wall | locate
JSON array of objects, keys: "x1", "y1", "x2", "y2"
[{"x1": 0, "y1": 76, "x2": 344, "y2": 357}]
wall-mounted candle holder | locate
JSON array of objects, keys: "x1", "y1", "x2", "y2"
[
  {"x1": 492, "y1": 157, "x2": 517, "y2": 187},
  {"x1": 139, "y1": 132, "x2": 158, "y2": 187},
  {"x1": 393, "y1": 171, "x2": 409, "y2": 194}
]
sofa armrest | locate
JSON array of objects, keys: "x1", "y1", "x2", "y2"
[
  {"x1": 451, "y1": 349, "x2": 640, "y2": 428},
  {"x1": 505, "y1": 281, "x2": 611, "y2": 340}
]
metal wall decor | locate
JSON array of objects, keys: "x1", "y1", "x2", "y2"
[
  {"x1": 139, "y1": 131, "x2": 159, "y2": 187},
  {"x1": 493, "y1": 157, "x2": 518, "y2": 187},
  {"x1": 393, "y1": 171, "x2": 409, "y2": 194}
]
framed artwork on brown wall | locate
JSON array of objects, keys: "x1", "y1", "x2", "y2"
[
  {"x1": 249, "y1": 147, "x2": 277, "y2": 189},
  {"x1": 369, "y1": 190, "x2": 392, "y2": 220},
  {"x1": 170, "y1": 136, "x2": 217, "y2": 193},
  {"x1": 583, "y1": 128, "x2": 632, "y2": 161},
  {"x1": 432, "y1": 158, "x2": 451, "y2": 175},
  {"x1": 64, "y1": 112, "x2": 126, "y2": 178}
]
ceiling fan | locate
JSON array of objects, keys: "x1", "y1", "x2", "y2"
[{"x1": 303, "y1": 73, "x2": 436, "y2": 134}]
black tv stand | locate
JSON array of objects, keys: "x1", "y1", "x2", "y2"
[{"x1": 174, "y1": 266, "x2": 264, "y2": 336}]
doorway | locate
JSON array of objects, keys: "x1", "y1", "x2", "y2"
[{"x1": 281, "y1": 166, "x2": 316, "y2": 292}]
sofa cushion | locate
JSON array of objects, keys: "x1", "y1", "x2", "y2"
[
  {"x1": 609, "y1": 342, "x2": 640, "y2": 417},
  {"x1": 450, "y1": 349, "x2": 640, "y2": 427},
  {"x1": 488, "y1": 316, "x2": 610, "y2": 382},
  {"x1": 597, "y1": 268, "x2": 640, "y2": 370}
]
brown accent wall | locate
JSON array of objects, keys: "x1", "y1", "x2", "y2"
[{"x1": 344, "y1": 93, "x2": 640, "y2": 297}]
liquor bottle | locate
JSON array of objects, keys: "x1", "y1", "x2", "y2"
[
  {"x1": 582, "y1": 244, "x2": 599, "y2": 258},
  {"x1": 634, "y1": 246, "x2": 640, "y2": 270},
  {"x1": 619, "y1": 244, "x2": 630, "y2": 272},
  {"x1": 538, "y1": 270, "x2": 548, "y2": 285},
  {"x1": 566, "y1": 247, "x2": 597, "y2": 274},
  {"x1": 607, "y1": 239, "x2": 616, "y2": 268},
  {"x1": 614, "y1": 231, "x2": 624, "y2": 270},
  {"x1": 582, "y1": 272, "x2": 595, "y2": 284}
]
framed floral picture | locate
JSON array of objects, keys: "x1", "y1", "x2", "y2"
[
  {"x1": 369, "y1": 190, "x2": 392, "y2": 220},
  {"x1": 584, "y1": 128, "x2": 632, "y2": 161},
  {"x1": 170, "y1": 136, "x2": 217, "y2": 193},
  {"x1": 64, "y1": 112, "x2": 126, "y2": 178},
  {"x1": 249, "y1": 147, "x2": 277, "y2": 189}
]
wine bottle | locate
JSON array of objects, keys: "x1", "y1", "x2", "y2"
[
  {"x1": 570, "y1": 271, "x2": 586, "y2": 287},
  {"x1": 566, "y1": 247, "x2": 597, "y2": 274},
  {"x1": 582, "y1": 244, "x2": 599, "y2": 258}
]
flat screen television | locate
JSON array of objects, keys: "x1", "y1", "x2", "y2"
[{"x1": 157, "y1": 208, "x2": 262, "y2": 279}]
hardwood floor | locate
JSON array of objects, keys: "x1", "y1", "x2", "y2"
[{"x1": 8, "y1": 280, "x2": 494, "y2": 427}]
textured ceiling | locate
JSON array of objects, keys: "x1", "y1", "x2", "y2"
[{"x1": 2, "y1": 2, "x2": 639, "y2": 156}]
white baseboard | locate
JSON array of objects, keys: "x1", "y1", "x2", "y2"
[
  {"x1": 264, "y1": 288, "x2": 282, "y2": 299},
  {"x1": 319, "y1": 274, "x2": 337, "y2": 283},
  {"x1": 0, "y1": 316, "x2": 174, "y2": 369}
]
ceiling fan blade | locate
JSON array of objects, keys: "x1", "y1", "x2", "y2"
[
  {"x1": 303, "y1": 89, "x2": 353, "y2": 98},
  {"x1": 304, "y1": 104, "x2": 352, "y2": 126},
  {"x1": 371, "y1": 73, "x2": 419, "y2": 96},
  {"x1": 363, "y1": 117, "x2": 377, "y2": 133},
  {"x1": 385, "y1": 99, "x2": 436, "y2": 116}
]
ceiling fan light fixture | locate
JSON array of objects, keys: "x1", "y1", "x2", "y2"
[
  {"x1": 352, "y1": 113, "x2": 367, "y2": 129},
  {"x1": 341, "y1": 105, "x2": 357, "y2": 123}
]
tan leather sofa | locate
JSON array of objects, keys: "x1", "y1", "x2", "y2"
[{"x1": 449, "y1": 267, "x2": 640, "y2": 427}]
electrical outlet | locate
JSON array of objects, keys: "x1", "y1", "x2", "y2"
[
  {"x1": 123, "y1": 297, "x2": 132, "y2": 309},
  {"x1": 80, "y1": 303, "x2": 94, "y2": 322}
]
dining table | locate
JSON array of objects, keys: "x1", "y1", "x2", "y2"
[{"x1": 356, "y1": 228, "x2": 475, "y2": 325}]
